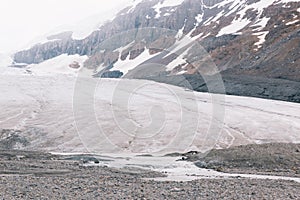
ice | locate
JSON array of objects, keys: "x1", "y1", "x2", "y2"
[
  {"x1": 1, "y1": 73, "x2": 300, "y2": 154},
  {"x1": 0, "y1": 54, "x2": 13, "y2": 68},
  {"x1": 0, "y1": 54, "x2": 28, "y2": 75}
]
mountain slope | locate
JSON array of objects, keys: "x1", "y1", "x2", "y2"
[{"x1": 12, "y1": 0, "x2": 300, "y2": 102}]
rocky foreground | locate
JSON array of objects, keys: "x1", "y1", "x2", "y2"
[
  {"x1": 0, "y1": 144, "x2": 300, "y2": 199},
  {"x1": 184, "y1": 143, "x2": 300, "y2": 178}
]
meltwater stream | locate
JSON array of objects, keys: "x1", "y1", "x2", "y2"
[{"x1": 79, "y1": 154, "x2": 300, "y2": 183}]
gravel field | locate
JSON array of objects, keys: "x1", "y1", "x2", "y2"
[
  {"x1": 0, "y1": 149, "x2": 300, "y2": 199},
  {"x1": 185, "y1": 143, "x2": 300, "y2": 178}
]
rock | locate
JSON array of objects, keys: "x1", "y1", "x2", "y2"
[
  {"x1": 69, "y1": 61, "x2": 80, "y2": 69},
  {"x1": 195, "y1": 161, "x2": 208, "y2": 168},
  {"x1": 100, "y1": 70, "x2": 123, "y2": 78}
]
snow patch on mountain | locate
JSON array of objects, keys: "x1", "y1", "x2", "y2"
[
  {"x1": 250, "y1": 0, "x2": 277, "y2": 15},
  {"x1": 26, "y1": 54, "x2": 88, "y2": 76},
  {"x1": 112, "y1": 48, "x2": 157, "y2": 75},
  {"x1": 252, "y1": 17, "x2": 270, "y2": 31},
  {"x1": 217, "y1": 0, "x2": 280, "y2": 37},
  {"x1": 224, "y1": 1, "x2": 244, "y2": 17},
  {"x1": 164, "y1": 36, "x2": 194, "y2": 58},
  {"x1": 203, "y1": 16, "x2": 214, "y2": 26},
  {"x1": 286, "y1": 19, "x2": 299, "y2": 25},
  {"x1": 253, "y1": 31, "x2": 269, "y2": 50},
  {"x1": 176, "y1": 23, "x2": 186, "y2": 39},
  {"x1": 214, "y1": 0, "x2": 236, "y2": 8},
  {"x1": 217, "y1": 18, "x2": 250, "y2": 37},
  {"x1": 209, "y1": 10, "x2": 225, "y2": 24},
  {"x1": 195, "y1": 13, "x2": 204, "y2": 26},
  {"x1": 153, "y1": 0, "x2": 185, "y2": 18},
  {"x1": 114, "y1": 42, "x2": 135, "y2": 56},
  {"x1": 165, "y1": 48, "x2": 189, "y2": 71},
  {"x1": 279, "y1": 0, "x2": 300, "y2": 3}
]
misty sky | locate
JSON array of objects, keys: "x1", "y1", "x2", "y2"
[{"x1": 0, "y1": 0, "x2": 133, "y2": 54}]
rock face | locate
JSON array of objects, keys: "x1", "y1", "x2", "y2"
[{"x1": 13, "y1": 0, "x2": 300, "y2": 102}]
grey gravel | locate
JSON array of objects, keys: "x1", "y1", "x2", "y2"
[{"x1": 0, "y1": 150, "x2": 299, "y2": 199}]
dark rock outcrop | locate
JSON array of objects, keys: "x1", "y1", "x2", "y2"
[{"x1": 98, "y1": 70, "x2": 124, "y2": 78}]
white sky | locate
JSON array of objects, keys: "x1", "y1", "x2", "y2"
[{"x1": 0, "y1": 0, "x2": 134, "y2": 54}]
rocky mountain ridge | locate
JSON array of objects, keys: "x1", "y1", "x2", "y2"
[{"x1": 13, "y1": 0, "x2": 300, "y2": 102}]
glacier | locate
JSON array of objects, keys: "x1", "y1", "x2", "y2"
[{"x1": 0, "y1": 71, "x2": 300, "y2": 155}]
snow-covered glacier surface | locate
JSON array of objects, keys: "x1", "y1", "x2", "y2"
[{"x1": 1, "y1": 73, "x2": 300, "y2": 154}]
